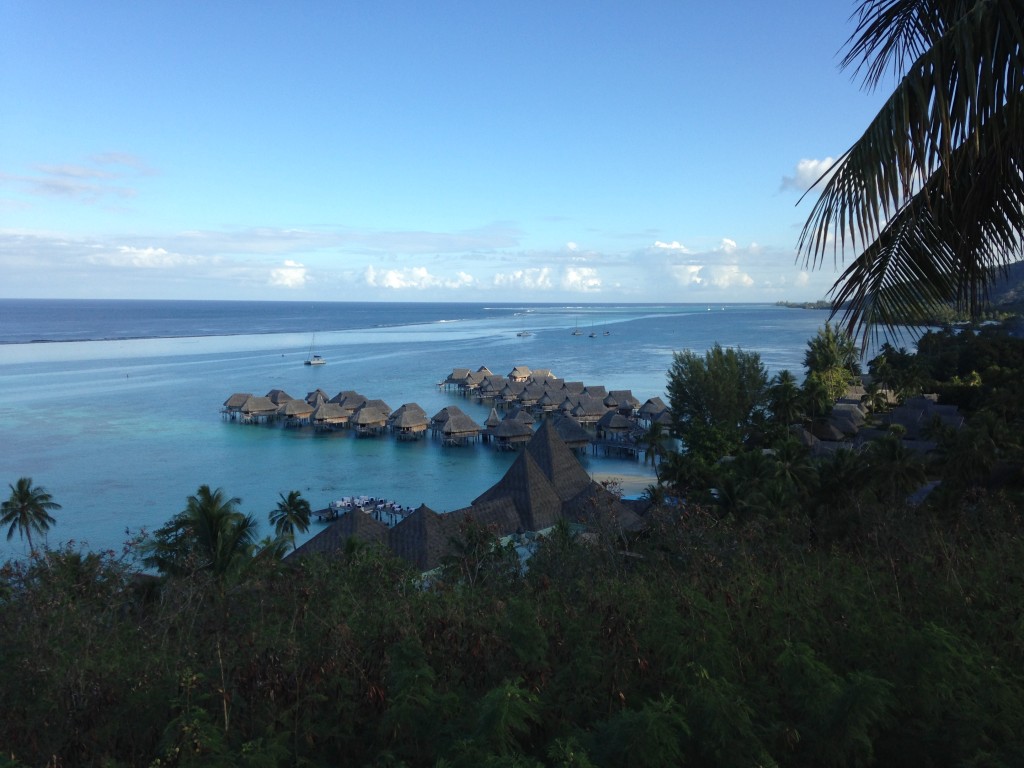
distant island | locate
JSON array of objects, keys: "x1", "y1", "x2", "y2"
[{"x1": 776, "y1": 300, "x2": 833, "y2": 310}]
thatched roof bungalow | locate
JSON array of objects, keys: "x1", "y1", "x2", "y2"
[
  {"x1": 492, "y1": 417, "x2": 533, "y2": 451},
  {"x1": 279, "y1": 397, "x2": 315, "y2": 426},
  {"x1": 508, "y1": 365, "x2": 531, "y2": 383},
  {"x1": 387, "y1": 504, "x2": 456, "y2": 572},
  {"x1": 390, "y1": 403, "x2": 429, "y2": 440},
  {"x1": 606, "y1": 389, "x2": 640, "y2": 414},
  {"x1": 551, "y1": 414, "x2": 592, "y2": 452},
  {"x1": 265, "y1": 389, "x2": 295, "y2": 406},
  {"x1": 572, "y1": 395, "x2": 609, "y2": 426},
  {"x1": 291, "y1": 510, "x2": 390, "y2": 559},
  {"x1": 441, "y1": 411, "x2": 483, "y2": 446},
  {"x1": 305, "y1": 389, "x2": 331, "y2": 407},
  {"x1": 240, "y1": 395, "x2": 278, "y2": 423},
  {"x1": 312, "y1": 402, "x2": 349, "y2": 431},
  {"x1": 222, "y1": 392, "x2": 253, "y2": 417},
  {"x1": 352, "y1": 404, "x2": 389, "y2": 436}
]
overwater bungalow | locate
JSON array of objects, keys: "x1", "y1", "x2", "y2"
[
  {"x1": 571, "y1": 395, "x2": 609, "y2": 426},
  {"x1": 329, "y1": 389, "x2": 365, "y2": 405},
  {"x1": 352, "y1": 404, "x2": 389, "y2": 436},
  {"x1": 222, "y1": 392, "x2": 253, "y2": 419},
  {"x1": 305, "y1": 389, "x2": 331, "y2": 407},
  {"x1": 431, "y1": 406, "x2": 482, "y2": 446},
  {"x1": 551, "y1": 414, "x2": 592, "y2": 452},
  {"x1": 596, "y1": 409, "x2": 633, "y2": 440},
  {"x1": 389, "y1": 403, "x2": 429, "y2": 440},
  {"x1": 535, "y1": 391, "x2": 559, "y2": 413},
  {"x1": 279, "y1": 397, "x2": 315, "y2": 427},
  {"x1": 265, "y1": 389, "x2": 295, "y2": 406},
  {"x1": 239, "y1": 395, "x2": 278, "y2": 424},
  {"x1": 508, "y1": 365, "x2": 531, "y2": 383},
  {"x1": 493, "y1": 417, "x2": 533, "y2": 451},
  {"x1": 312, "y1": 402, "x2": 349, "y2": 431},
  {"x1": 606, "y1": 389, "x2": 640, "y2": 415},
  {"x1": 441, "y1": 368, "x2": 472, "y2": 391},
  {"x1": 483, "y1": 407, "x2": 503, "y2": 440},
  {"x1": 637, "y1": 397, "x2": 670, "y2": 427}
]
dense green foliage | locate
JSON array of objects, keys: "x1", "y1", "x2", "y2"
[
  {"x1": 666, "y1": 344, "x2": 770, "y2": 462},
  {"x1": 2, "y1": 484, "x2": 1024, "y2": 766}
]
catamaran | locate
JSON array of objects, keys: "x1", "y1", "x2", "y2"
[{"x1": 304, "y1": 334, "x2": 326, "y2": 365}]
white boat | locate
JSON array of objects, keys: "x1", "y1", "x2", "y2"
[
  {"x1": 516, "y1": 330, "x2": 532, "y2": 337},
  {"x1": 304, "y1": 334, "x2": 326, "y2": 365}
]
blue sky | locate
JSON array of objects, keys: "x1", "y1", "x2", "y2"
[{"x1": 1, "y1": 1, "x2": 888, "y2": 303}]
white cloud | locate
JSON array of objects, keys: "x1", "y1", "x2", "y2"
[
  {"x1": 717, "y1": 238, "x2": 737, "y2": 254},
  {"x1": 706, "y1": 265, "x2": 754, "y2": 289},
  {"x1": 561, "y1": 266, "x2": 601, "y2": 292},
  {"x1": 566, "y1": 241, "x2": 579, "y2": 252},
  {"x1": 493, "y1": 267, "x2": 553, "y2": 290},
  {"x1": 653, "y1": 240, "x2": 692, "y2": 253},
  {"x1": 269, "y1": 259, "x2": 308, "y2": 288},
  {"x1": 363, "y1": 264, "x2": 476, "y2": 290},
  {"x1": 89, "y1": 245, "x2": 200, "y2": 269},
  {"x1": 781, "y1": 157, "x2": 837, "y2": 192},
  {"x1": 670, "y1": 264, "x2": 705, "y2": 286}
]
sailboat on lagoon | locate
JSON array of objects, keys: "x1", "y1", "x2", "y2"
[{"x1": 304, "y1": 333, "x2": 326, "y2": 365}]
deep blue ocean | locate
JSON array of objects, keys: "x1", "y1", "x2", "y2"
[{"x1": 0, "y1": 299, "x2": 833, "y2": 560}]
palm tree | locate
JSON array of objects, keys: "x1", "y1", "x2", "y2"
[
  {"x1": 1, "y1": 477, "x2": 61, "y2": 553},
  {"x1": 269, "y1": 490, "x2": 311, "y2": 550},
  {"x1": 768, "y1": 369, "x2": 805, "y2": 427},
  {"x1": 798, "y1": 0, "x2": 1024, "y2": 349},
  {"x1": 144, "y1": 485, "x2": 258, "y2": 579}
]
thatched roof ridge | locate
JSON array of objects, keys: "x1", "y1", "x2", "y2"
[
  {"x1": 443, "y1": 411, "x2": 482, "y2": 436},
  {"x1": 561, "y1": 484, "x2": 646, "y2": 533},
  {"x1": 597, "y1": 410, "x2": 632, "y2": 431},
  {"x1": 352, "y1": 405, "x2": 389, "y2": 426},
  {"x1": 583, "y1": 385, "x2": 608, "y2": 399},
  {"x1": 508, "y1": 365, "x2": 532, "y2": 381},
  {"x1": 305, "y1": 389, "x2": 331, "y2": 406},
  {"x1": 330, "y1": 389, "x2": 365, "y2": 405},
  {"x1": 485, "y1": 408, "x2": 502, "y2": 428},
  {"x1": 447, "y1": 499, "x2": 521, "y2": 539},
  {"x1": 241, "y1": 395, "x2": 278, "y2": 415},
  {"x1": 391, "y1": 404, "x2": 429, "y2": 429},
  {"x1": 638, "y1": 397, "x2": 668, "y2": 417},
  {"x1": 387, "y1": 505, "x2": 456, "y2": 572},
  {"x1": 493, "y1": 418, "x2": 533, "y2": 439},
  {"x1": 290, "y1": 512, "x2": 389, "y2": 559},
  {"x1": 224, "y1": 392, "x2": 253, "y2": 409},
  {"x1": 525, "y1": 419, "x2": 594, "y2": 500},
  {"x1": 265, "y1": 389, "x2": 295, "y2": 405},
  {"x1": 279, "y1": 398, "x2": 314, "y2": 417},
  {"x1": 607, "y1": 390, "x2": 639, "y2": 409},
  {"x1": 312, "y1": 402, "x2": 348, "y2": 422},
  {"x1": 431, "y1": 405, "x2": 467, "y2": 428},
  {"x1": 529, "y1": 369, "x2": 554, "y2": 381},
  {"x1": 446, "y1": 368, "x2": 471, "y2": 384},
  {"x1": 561, "y1": 381, "x2": 586, "y2": 395},
  {"x1": 473, "y1": 450, "x2": 564, "y2": 532},
  {"x1": 551, "y1": 414, "x2": 592, "y2": 447}
]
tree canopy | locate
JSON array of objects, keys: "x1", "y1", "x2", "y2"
[
  {"x1": 666, "y1": 344, "x2": 769, "y2": 461},
  {"x1": 1, "y1": 477, "x2": 60, "y2": 553}
]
